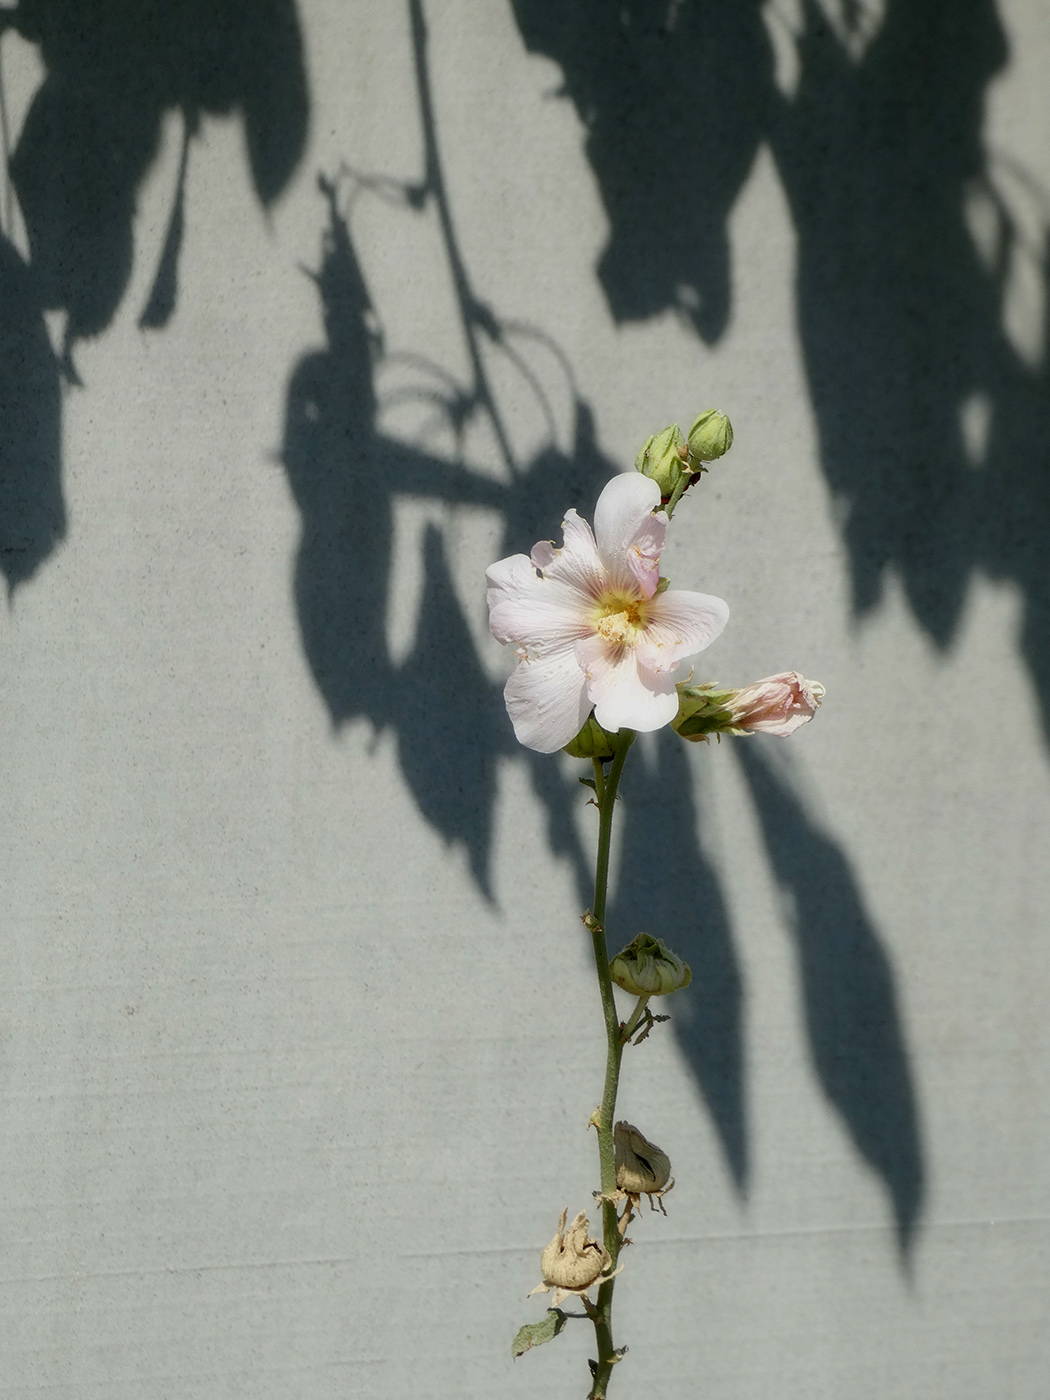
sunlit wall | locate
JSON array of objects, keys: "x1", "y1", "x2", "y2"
[{"x1": 1, "y1": 2, "x2": 1047, "y2": 1395}]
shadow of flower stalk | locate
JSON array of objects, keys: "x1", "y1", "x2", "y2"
[{"x1": 491, "y1": 416, "x2": 824, "y2": 1396}]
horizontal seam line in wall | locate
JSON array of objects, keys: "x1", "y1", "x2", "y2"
[{"x1": 2, "y1": 1215, "x2": 1047, "y2": 1285}]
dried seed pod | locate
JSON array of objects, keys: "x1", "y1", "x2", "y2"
[
  {"x1": 614, "y1": 1122, "x2": 671, "y2": 1195},
  {"x1": 529, "y1": 1207, "x2": 614, "y2": 1306},
  {"x1": 540, "y1": 1207, "x2": 610, "y2": 1290}
]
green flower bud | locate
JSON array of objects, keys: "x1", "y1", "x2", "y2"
[
  {"x1": 634, "y1": 423, "x2": 690, "y2": 499},
  {"x1": 614, "y1": 1121, "x2": 672, "y2": 1196},
  {"x1": 609, "y1": 933, "x2": 691, "y2": 997},
  {"x1": 687, "y1": 409, "x2": 733, "y2": 462},
  {"x1": 563, "y1": 713, "x2": 616, "y2": 760}
]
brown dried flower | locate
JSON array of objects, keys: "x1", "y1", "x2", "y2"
[
  {"x1": 614, "y1": 1121, "x2": 674, "y2": 1215},
  {"x1": 529, "y1": 1207, "x2": 615, "y2": 1306}
]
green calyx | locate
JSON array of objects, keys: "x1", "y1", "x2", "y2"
[
  {"x1": 564, "y1": 713, "x2": 618, "y2": 760},
  {"x1": 670, "y1": 683, "x2": 742, "y2": 742}
]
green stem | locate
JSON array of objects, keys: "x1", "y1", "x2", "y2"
[
  {"x1": 620, "y1": 994, "x2": 652, "y2": 1044},
  {"x1": 584, "y1": 728, "x2": 635, "y2": 1399},
  {"x1": 664, "y1": 472, "x2": 691, "y2": 519}
]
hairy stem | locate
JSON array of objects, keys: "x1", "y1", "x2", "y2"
[{"x1": 585, "y1": 729, "x2": 635, "y2": 1398}]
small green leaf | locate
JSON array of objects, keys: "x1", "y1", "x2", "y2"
[{"x1": 511, "y1": 1309, "x2": 567, "y2": 1358}]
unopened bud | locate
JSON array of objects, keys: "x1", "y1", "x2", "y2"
[
  {"x1": 634, "y1": 423, "x2": 690, "y2": 499},
  {"x1": 614, "y1": 1121, "x2": 672, "y2": 1196},
  {"x1": 672, "y1": 674, "x2": 824, "y2": 741},
  {"x1": 610, "y1": 933, "x2": 691, "y2": 997},
  {"x1": 725, "y1": 672, "x2": 825, "y2": 736},
  {"x1": 687, "y1": 409, "x2": 733, "y2": 462}
]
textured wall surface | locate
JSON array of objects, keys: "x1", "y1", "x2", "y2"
[{"x1": 2, "y1": 2, "x2": 1049, "y2": 1396}]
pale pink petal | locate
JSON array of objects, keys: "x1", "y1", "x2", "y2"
[
  {"x1": 747, "y1": 711, "x2": 812, "y2": 737},
  {"x1": 593, "y1": 474, "x2": 667, "y2": 598},
  {"x1": 487, "y1": 554, "x2": 594, "y2": 654},
  {"x1": 635, "y1": 589, "x2": 730, "y2": 673},
  {"x1": 530, "y1": 509, "x2": 605, "y2": 599},
  {"x1": 575, "y1": 634, "x2": 679, "y2": 734},
  {"x1": 503, "y1": 645, "x2": 593, "y2": 753},
  {"x1": 730, "y1": 672, "x2": 824, "y2": 736},
  {"x1": 489, "y1": 473, "x2": 734, "y2": 751}
]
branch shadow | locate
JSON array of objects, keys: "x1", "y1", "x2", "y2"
[{"x1": 280, "y1": 173, "x2": 611, "y2": 901}]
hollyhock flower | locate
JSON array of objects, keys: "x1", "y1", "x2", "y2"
[
  {"x1": 486, "y1": 473, "x2": 729, "y2": 753},
  {"x1": 728, "y1": 671, "x2": 825, "y2": 736}
]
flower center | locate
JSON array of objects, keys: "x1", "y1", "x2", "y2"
[{"x1": 595, "y1": 595, "x2": 646, "y2": 647}]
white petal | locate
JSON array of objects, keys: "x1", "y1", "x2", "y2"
[
  {"x1": 593, "y1": 473, "x2": 666, "y2": 597},
  {"x1": 486, "y1": 551, "x2": 537, "y2": 607},
  {"x1": 575, "y1": 634, "x2": 679, "y2": 734},
  {"x1": 635, "y1": 589, "x2": 729, "y2": 672},
  {"x1": 532, "y1": 509, "x2": 605, "y2": 598},
  {"x1": 504, "y1": 646, "x2": 592, "y2": 753},
  {"x1": 487, "y1": 553, "x2": 594, "y2": 654}
]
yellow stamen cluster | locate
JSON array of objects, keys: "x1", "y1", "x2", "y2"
[{"x1": 595, "y1": 596, "x2": 646, "y2": 647}]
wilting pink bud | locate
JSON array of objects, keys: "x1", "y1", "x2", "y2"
[{"x1": 729, "y1": 672, "x2": 824, "y2": 736}]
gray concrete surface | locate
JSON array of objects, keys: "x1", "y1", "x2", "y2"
[{"x1": 1, "y1": 1, "x2": 1048, "y2": 1395}]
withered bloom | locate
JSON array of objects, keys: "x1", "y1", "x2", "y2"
[
  {"x1": 529, "y1": 1207, "x2": 616, "y2": 1306},
  {"x1": 614, "y1": 1121, "x2": 674, "y2": 1215}
]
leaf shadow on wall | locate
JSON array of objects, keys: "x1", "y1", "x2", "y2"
[
  {"x1": 283, "y1": 172, "x2": 924, "y2": 1246},
  {"x1": 511, "y1": 0, "x2": 1050, "y2": 745},
  {"x1": 281, "y1": 0, "x2": 924, "y2": 1256},
  {"x1": 505, "y1": 0, "x2": 1050, "y2": 1262},
  {"x1": 0, "y1": 0, "x2": 309, "y2": 591},
  {"x1": 607, "y1": 730, "x2": 924, "y2": 1256},
  {"x1": 735, "y1": 741, "x2": 924, "y2": 1255},
  {"x1": 281, "y1": 172, "x2": 612, "y2": 899},
  {"x1": 0, "y1": 232, "x2": 61, "y2": 589}
]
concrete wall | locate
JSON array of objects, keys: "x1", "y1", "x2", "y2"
[{"x1": 1, "y1": 2, "x2": 1048, "y2": 1395}]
